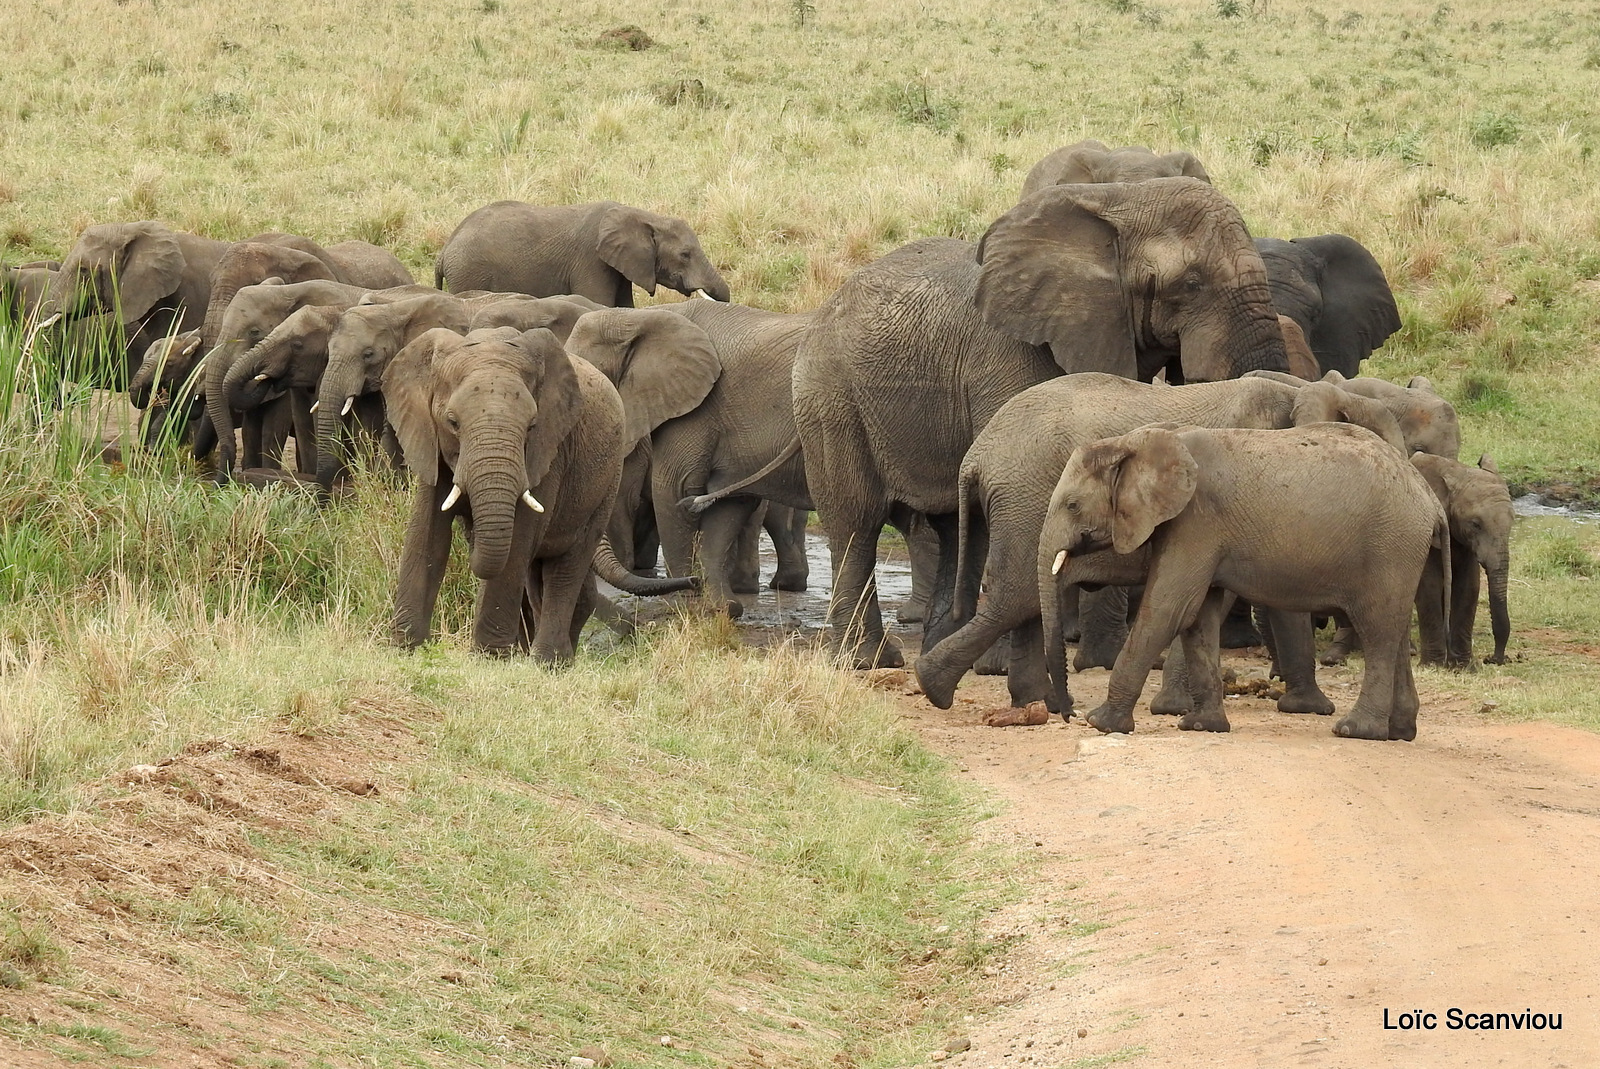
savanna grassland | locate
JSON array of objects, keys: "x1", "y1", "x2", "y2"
[{"x1": 5, "y1": 0, "x2": 1600, "y2": 1064}]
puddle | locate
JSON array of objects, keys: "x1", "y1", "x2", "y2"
[{"x1": 1512, "y1": 493, "x2": 1600, "y2": 523}]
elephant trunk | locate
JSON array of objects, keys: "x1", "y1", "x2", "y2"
[
  {"x1": 1219, "y1": 292, "x2": 1291, "y2": 378},
  {"x1": 222, "y1": 343, "x2": 275, "y2": 412},
  {"x1": 315, "y1": 360, "x2": 364, "y2": 490},
  {"x1": 1042, "y1": 569, "x2": 1073, "y2": 718},
  {"x1": 1486, "y1": 564, "x2": 1511, "y2": 663},
  {"x1": 593, "y1": 536, "x2": 700, "y2": 595},
  {"x1": 462, "y1": 440, "x2": 529, "y2": 580}
]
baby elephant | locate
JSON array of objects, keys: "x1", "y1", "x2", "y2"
[
  {"x1": 1412, "y1": 453, "x2": 1513, "y2": 667},
  {"x1": 1040, "y1": 423, "x2": 1448, "y2": 742}
]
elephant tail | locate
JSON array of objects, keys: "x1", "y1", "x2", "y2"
[
  {"x1": 434, "y1": 260, "x2": 445, "y2": 291},
  {"x1": 680, "y1": 438, "x2": 800, "y2": 516},
  {"x1": 951, "y1": 463, "x2": 987, "y2": 624},
  {"x1": 1431, "y1": 505, "x2": 1451, "y2": 654},
  {"x1": 593, "y1": 535, "x2": 700, "y2": 596}
]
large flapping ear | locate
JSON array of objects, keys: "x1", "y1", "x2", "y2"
[
  {"x1": 976, "y1": 183, "x2": 1136, "y2": 377},
  {"x1": 1107, "y1": 426, "x2": 1199, "y2": 555},
  {"x1": 518, "y1": 329, "x2": 585, "y2": 488},
  {"x1": 567, "y1": 308, "x2": 721, "y2": 449},
  {"x1": 1291, "y1": 234, "x2": 1402, "y2": 374},
  {"x1": 1277, "y1": 315, "x2": 1320, "y2": 380},
  {"x1": 596, "y1": 205, "x2": 659, "y2": 295},
  {"x1": 382, "y1": 328, "x2": 453, "y2": 486},
  {"x1": 116, "y1": 222, "x2": 187, "y2": 322},
  {"x1": 1293, "y1": 382, "x2": 1406, "y2": 453}
]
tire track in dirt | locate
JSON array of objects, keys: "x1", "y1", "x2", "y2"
[{"x1": 894, "y1": 653, "x2": 1600, "y2": 1069}]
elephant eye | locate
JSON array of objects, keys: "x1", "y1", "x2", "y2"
[
  {"x1": 1184, "y1": 271, "x2": 1204, "y2": 291},
  {"x1": 445, "y1": 413, "x2": 459, "y2": 430},
  {"x1": 363, "y1": 347, "x2": 376, "y2": 359},
  {"x1": 247, "y1": 326, "x2": 261, "y2": 338},
  {"x1": 1066, "y1": 500, "x2": 1080, "y2": 514}
]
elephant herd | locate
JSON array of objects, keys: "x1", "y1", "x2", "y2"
[{"x1": 0, "y1": 138, "x2": 1515, "y2": 741}]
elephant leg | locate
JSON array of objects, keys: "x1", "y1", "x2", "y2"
[
  {"x1": 1254, "y1": 603, "x2": 1281, "y2": 678},
  {"x1": 1088, "y1": 558, "x2": 1212, "y2": 735},
  {"x1": 1269, "y1": 609, "x2": 1335, "y2": 715},
  {"x1": 1004, "y1": 620, "x2": 1048, "y2": 708},
  {"x1": 632, "y1": 505, "x2": 660, "y2": 575},
  {"x1": 289, "y1": 388, "x2": 317, "y2": 476},
  {"x1": 1414, "y1": 548, "x2": 1449, "y2": 666},
  {"x1": 1321, "y1": 612, "x2": 1361, "y2": 666},
  {"x1": 1177, "y1": 588, "x2": 1231, "y2": 733},
  {"x1": 257, "y1": 397, "x2": 293, "y2": 471},
  {"x1": 729, "y1": 502, "x2": 763, "y2": 594},
  {"x1": 588, "y1": 588, "x2": 636, "y2": 639},
  {"x1": 473, "y1": 511, "x2": 544, "y2": 656},
  {"x1": 1334, "y1": 604, "x2": 1411, "y2": 742},
  {"x1": 529, "y1": 546, "x2": 594, "y2": 665},
  {"x1": 824, "y1": 513, "x2": 902, "y2": 670},
  {"x1": 654, "y1": 488, "x2": 699, "y2": 583},
  {"x1": 1149, "y1": 640, "x2": 1193, "y2": 716},
  {"x1": 897, "y1": 513, "x2": 941, "y2": 625},
  {"x1": 241, "y1": 407, "x2": 264, "y2": 471},
  {"x1": 1073, "y1": 586, "x2": 1130, "y2": 670},
  {"x1": 1389, "y1": 639, "x2": 1421, "y2": 742},
  {"x1": 1446, "y1": 546, "x2": 1481, "y2": 669},
  {"x1": 918, "y1": 511, "x2": 964, "y2": 644},
  {"x1": 766, "y1": 505, "x2": 810, "y2": 591},
  {"x1": 393, "y1": 483, "x2": 458, "y2": 648},
  {"x1": 568, "y1": 574, "x2": 600, "y2": 651},
  {"x1": 1220, "y1": 596, "x2": 1263, "y2": 648},
  {"x1": 973, "y1": 634, "x2": 1009, "y2": 675},
  {"x1": 699, "y1": 497, "x2": 762, "y2": 618}
]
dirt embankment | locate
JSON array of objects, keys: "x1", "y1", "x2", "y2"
[{"x1": 892, "y1": 653, "x2": 1600, "y2": 1069}]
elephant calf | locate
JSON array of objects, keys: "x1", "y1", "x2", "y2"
[
  {"x1": 1414, "y1": 454, "x2": 1513, "y2": 667},
  {"x1": 1040, "y1": 423, "x2": 1448, "y2": 742}
]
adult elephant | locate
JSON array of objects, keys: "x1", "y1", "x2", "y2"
[
  {"x1": 1412, "y1": 453, "x2": 1513, "y2": 668},
  {"x1": 384, "y1": 327, "x2": 693, "y2": 659},
  {"x1": 567, "y1": 303, "x2": 814, "y2": 616},
  {"x1": 435, "y1": 201, "x2": 731, "y2": 306},
  {"x1": 1041, "y1": 424, "x2": 1447, "y2": 740},
  {"x1": 794, "y1": 178, "x2": 1292, "y2": 668},
  {"x1": 1020, "y1": 139, "x2": 1210, "y2": 199},
  {"x1": 914, "y1": 375, "x2": 1404, "y2": 711},
  {"x1": 1255, "y1": 235, "x2": 1402, "y2": 378},
  {"x1": 314, "y1": 292, "x2": 597, "y2": 490},
  {"x1": 37, "y1": 221, "x2": 231, "y2": 387}
]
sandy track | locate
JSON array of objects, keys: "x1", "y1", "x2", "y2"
[{"x1": 895, "y1": 655, "x2": 1600, "y2": 1069}]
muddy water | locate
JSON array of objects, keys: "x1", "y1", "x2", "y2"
[{"x1": 1513, "y1": 492, "x2": 1600, "y2": 522}]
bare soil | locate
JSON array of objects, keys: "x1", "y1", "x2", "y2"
[{"x1": 893, "y1": 649, "x2": 1600, "y2": 1069}]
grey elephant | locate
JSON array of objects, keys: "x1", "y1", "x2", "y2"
[
  {"x1": 435, "y1": 201, "x2": 731, "y2": 306},
  {"x1": 1, "y1": 260, "x2": 60, "y2": 322},
  {"x1": 384, "y1": 327, "x2": 691, "y2": 659},
  {"x1": 1246, "y1": 370, "x2": 1461, "y2": 459},
  {"x1": 568, "y1": 303, "x2": 813, "y2": 616},
  {"x1": 314, "y1": 292, "x2": 598, "y2": 490},
  {"x1": 794, "y1": 178, "x2": 1291, "y2": 669},
  {"x1": 1020, "y1": 140, "x2": 1211, "y2": 199},
  {"x1": 913, "y1": 375, "x2": 1404, "y2": 711},
  {"x1": 1040, "y1": 423, "x2": 1449, "y2": 740},
  {"x1": 1256, "y1": 235, "x2": 1402, "y2": 378},
  {"x1": 1412, "y1": 454, "x2": 1513, "y2": 667}
]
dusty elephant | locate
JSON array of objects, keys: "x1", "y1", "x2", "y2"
[
  {"x1": 795, "y1": 178, "x2": 1291, "y2": 669},
  {"x1": 1411, "y1": 454, "x2": 1513, "y2": 667},
  {"x1": 1039, "y1": 423, "x2": 1448, "y2": 741},
  {"x1": 913, "y1": 374, "x2": 1403, "y2": 711},
  {"x1": 1020, "y1": 139, "x2": 1210, "y2": 199},
  {"x1": 384, "y1": 327, "x2": 692, "y2": 659},
  {"x1": 435, "y1": 201, "x2": 731, "y2": 306}
]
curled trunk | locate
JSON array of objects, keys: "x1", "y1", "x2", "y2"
[{"x1": 593, "y1": 536, "x2": 700, "y2": 595}]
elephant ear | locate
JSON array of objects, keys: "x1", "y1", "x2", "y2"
[
  {"x1": 382, "y1": 328, "x2": 450, "y2": 486},
  {"x1": 1408, "y1": 374, "x2": 1437, "y2": 393},
  {"x1": 117, "y1": 222, "x2": 187, "y2": 322},
  {"x1": 1163, "y1": 151, "x2": 1211, "y2": 183},
  {"x1": 1254, "y1": 237, "x2": 1322, "y2": 341},
  {"x1": 1290, "y1": 234, "x2": 1402, "y2": 376},
  {"x1": 596, "y1": 205, "x2": 659, "y2": 296},
  {"x1": 518, "y1": 329, "x2": 585, "y2": 489},
  {"x1": 567, "y1": 308, "x2": 721, "y2": 449},
  {"x1": 1292, "y1": 382, "x2": 1406, "y2": 453},
  {"x1": 976, "y1": 183, "x2": 1136, "y2": 378},
  {"x1": 1106, "y1": 426, "x2": 1199, "y2": 555},
  {"x1": 1478, "y1": 453, "x2": 1500, "y2": 475}
]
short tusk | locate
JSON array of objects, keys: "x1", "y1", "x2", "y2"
[
  {"x1": 1051, "y1": 549, "x2": 1068, "y2": 576},
  {"x1": 440, "y1": 483, "x2": 462, "y2": 511},
  {"x1": 522, "y1": 490, "x2": 545, "y2": 513},
  {"x1": 309, "y1": 400, "x2": 319, "y2": 413},
  {"x1": 37, "y1": 313, "x2": 61, "y2": 329},
  {"x1": 340, "y1": 395, "x2": 355, "y2": 416},
  {"x1": 694, "y1": 289, "x2": 715, "y2": 301},
  {"x1": 253, "y1": 373, "x2": 269, "y2": 382}
]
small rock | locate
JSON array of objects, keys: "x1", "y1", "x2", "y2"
[
  {"x1": 1076, "y1": 1028, "x2": 1087, "y2": 1038},
  {"x1": 1479, "y1": 701, "x2": 1500, "y2": 714},
  {"x1": 570, "y1": 1059, "x2": 596, "y2": 1068},
  {"x1": 596, "y1": 24, "x2": 654, "y2": 50},
  {"x1": 929, "y1": 1052, "x2": 948, "y2": 1062},
  {"x1": 575, "y1": 1047, "x2": 611, "y2": 1067},
  {"x1": 983, "y1": 702, "x2": 1050, "y2": 727},
  {"x1": 127, "y1": 764, "x2": 162, "y2": 781},
  {"x1": 1318, "y1": 958, "x2": 1328, "y2": 966},
  {"x1": 945, "y1": 1037, "x2": 972, "y2": 1053},
  {"x1": 864, "y1": 668, "x2": 908, "y2": 689},
  {"x1": 657, "y1": 1036, "x2": 675, "y2": 1048}
]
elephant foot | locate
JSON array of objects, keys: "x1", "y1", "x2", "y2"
[
  {"x1": 1319, "y1": 648, "x2": 1350, "y2": 667},
  {"x1": 1072, "y1": 643, "x2": 1120, "y2": 672},
  {"x1": 723, "y1": 599, "x2": 745, "y2": 621},
  {"x1": 769, "y1": 570, "x2": 808, "y2": 592},
  {"x1": 1277, "y1": 686, "x2": 1335, "y2": 715},
  {"x1": 1483, "y1": 651, "x2": 1508, "y2": 666},
  {"x1": 842, "y1": 634, "x2": 904, "y2": 671},
  {"x1": 1085, "y1": 703, "x2": 1135, "y2": 735},
  {"x1": 1333, "y1": 712, "x2": 1389, "y2": 741},
  {"x1": 1445, "y1": 657, "x2": 1478, "y2": 672},
  {"x1": 729, "y1": 577, "x2": 760, "y2": 595},
  {"x1": 898, "y1": 597, "x2": 928, "y2": 625},
  {"x1": 1389, "y1": 719, "x2": 1418, "y2": 742},
  {"x1": 1149, "y1": 688, "x2": 1192, "y2": 716},
  {"x1": 1178, "y1": 709, "x2": 1231, "y2": 732},
  {"x1": 912, "y1": 658, "x2": 961, "y2": 711},
  {"x1": 973, "y1": 643, "x2": 1009, "y2": 676}
]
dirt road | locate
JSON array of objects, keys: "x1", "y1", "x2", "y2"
[{"x1": 894, "y1": 654, "x2": 1600, "y2": 1069}]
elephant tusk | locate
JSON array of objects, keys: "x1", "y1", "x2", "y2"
[
  {"x1": 522, "y1": 490, "x2": 545, "y2": 513},
  {"x1": 340, "y1": 395, "x2": 355, "y2": 416},
  {"x1": 1051, "y1": 549, "x2": 1069, "y2": 576},
  {"x1": 253, "y1": 373, "x2": 269, "y2": 382},
  {"x1": 309, "y1": 400, "x2": 319, "y2": 414},
  {"x1": 440, "y1": 483, "x2": 462, "y2": 511},
  {"x1": 694, "y1": 289, "x2": 716, "y2": 301},
  {"x1": 37, "y1": 313, "x2": 61, "y2": 330}
]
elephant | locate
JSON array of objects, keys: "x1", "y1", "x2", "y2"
[
  {"x1": 1, "y1": 261, "x2": 60, "y2": 322},
  {"x1": 384, "y1": 326, "x2": 693, "y2": 659},
  {"x1": 435, "y1": 201, "x2": 731, "y2": 307},
  {"x1": 913, "y1": 374, "x2": 1404, "y2": 712},
  {"x1": 315, "y1": 292, "x2": 599, "y2": 490},
  {"x1": 567, "y1": 302, "x2": 813, "y2": 616},
  {"x1": 1255, "y1": 235, "x2": 1402, "y2": 378},
  {"x1": 37, "y1": 221, "x2": 231, "y2": 387},
  {"x1": 321, "y1": 240, "x2": 414, "y2": 290},
  {"x1": 1245, "y1": 370, "x2": 1461, "y2": 459},
  {"x1": 793, "y1": 178, "x2": 1291, "y2": 668},
  {"x1": 128, "y1": 329, "x2": 208, "y2": 450},
  {"x1": 1039, "y1": 423, "x2": 1449, "y2": 740},
  {"x1": 1019, "y1": 140, "x2": 1211, "y2": 199},
  {"x1": 1411, "y1": 454, "x2": 1513, "y2": 668}
]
